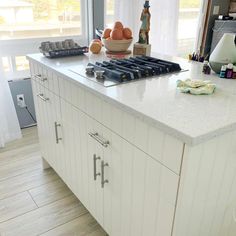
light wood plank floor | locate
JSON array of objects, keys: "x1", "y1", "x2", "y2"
[{"x1": 0, "y1": 127, "x2": 107, "y2": 236}]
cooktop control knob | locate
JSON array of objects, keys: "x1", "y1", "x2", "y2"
[
  {"x1": 95, "y1": 70, "x2": 105, "y2": 79},
  {"x1": 86, "y1": 66, "x2": 94, "y2": 75}
]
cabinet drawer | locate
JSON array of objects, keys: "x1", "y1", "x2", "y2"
[{"x1": 31, "y1": 63, "x2": 59, "y2": 96}]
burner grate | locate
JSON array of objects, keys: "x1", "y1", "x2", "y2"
[{"x1": 69, "y1": 56, "x2": 185, "y2": 87}]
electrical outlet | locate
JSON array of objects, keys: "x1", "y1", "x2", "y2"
[
  {"x1": 213, "y1": 5, "x2": 220, "y2": 15},
  {"x1": 17, "y1": 94, "x2": 26, "y2": 108}
]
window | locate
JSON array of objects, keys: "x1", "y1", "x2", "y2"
[
  {"x1": 177, "y1": 0, "x2": 201, "y2": 57},
  {"x1": 0, "y1": 0, "x2": 83, "y2": 40},
  {"x1": 105, "y1": 0, "x2": 115, "y2": 28},
  {"x1": 0, "y1": 0, "x2": 89, "y2": 81},
  {"x1": 15, "y1": 56, "x2": 29, "y2": 71},
  {"x1": 2, "y1": 57, "x2": 10, "y2": 72},
  {"x1": 104, "y1": 0, "x2": 203, "y2": 58}
]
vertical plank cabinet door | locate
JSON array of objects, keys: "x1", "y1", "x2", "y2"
[
  {"x1": 33, "y1": 81, "x2": 51, "y2": 163},
  {"x1": 77, "y1": 109, "x2": 90, "y2": 207},
  {"x1": 37, "y1": 86, "x2": 62, "y2": 171},
  {"x1": 70, "y1": 105, "x2": 84, "y2": 200},
  {"x1": 31, "y1": 64, "x2": 62, "y2": 172},
  {"x1": 47, "y1": 90, "x2": 62, "y2": 175},
  {"x1": 60, "y1": 100, "x2": 88, "y2": 206},
  {"x1": 31, "y1": 63, "x2": 51, "y2": 164},
  {"x1": 31, "y1": 79, "x2": 46, "y2": 159},
  {"x1": 60, "y1": 99, "x2": 73, "y2": 184},
  {"x1": 103, "y1": 128, "x2": 122, "y2": 236},
  {"x1": 60, "y1": 100, "x2": 90, "y2": 207},
  {"x1": 173, "y1": 132, "x2": 236, "y2": 236},
  {"x1": 87, "y1": 116, "x2": 104, "y2": 227},
  {"x1": 42, "y1": 88, "x2": 56, "y2": 168},
  {"x1": 102, "y1": 128, "x2": 179, "y2": 236}
]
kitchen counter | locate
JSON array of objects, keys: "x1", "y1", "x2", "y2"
[
  {"x1": 28, "y1": 52, "x2": 236, "y2": 236},
  {"x1": 28, "y1": 52, "x2": 236, "y2": 145}
]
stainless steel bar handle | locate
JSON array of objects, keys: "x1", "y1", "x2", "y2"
[
  {"x1": 54, "y1": 122, "x2": 62, "y2": 144},
  {"x1": 101, "y1": 160, "x2": 109, "y2": 188},
  {"x1": 37, "y1": 94, "x2": 49, "y2": 102},
  {"x1": 88, "y1": 132, "x2": 109, "y2": 148},
  {"x1": 35, "y1": 74, "x2": 47, "y2": 82},
  {"x1": 93, "y1": 154, "x2": 101, "y2": 181}
]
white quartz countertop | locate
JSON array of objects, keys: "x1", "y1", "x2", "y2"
[{"x1": 27, "y1": 52, "x2": 236, "y2": 146}]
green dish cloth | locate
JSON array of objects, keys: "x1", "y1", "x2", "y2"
[{"x1": 176, "y1": 79, "x2": 216, "y2": 95}]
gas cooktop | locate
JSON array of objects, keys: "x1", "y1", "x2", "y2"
[{"x1": 70, "y1": 56, "x2": 186, "y2": 87}]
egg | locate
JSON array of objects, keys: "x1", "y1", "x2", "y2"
[
  {"x1": 103, "y1": 28, "x2": 112, "y2": 39},
  {"x1": 89, "y1": 42, "x2": 102, "y2": 54},
  {"x1": 92, "y1": 39, "x2": 102, "y2": 47},
  {"x1": 123, "y1": 28, "x2": 132, "y2": 39},
  {"x1": 110, "y1": 28, "x2": 123, "y2": 40},
  {"x1": 113, "y1": 21, "x2": 124, "y2": 30}
]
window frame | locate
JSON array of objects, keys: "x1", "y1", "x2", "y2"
[
  {"x1": 0, "y1": 0, "x2": 88, "y2": 43},
  {"x1": 0, "y1": 0, "x2": 93, "y2": 81}
]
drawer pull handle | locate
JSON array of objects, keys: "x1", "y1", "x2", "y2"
[
  {"x1": 93, "y1": 154, "x2": 101, "y2": 181},
  {"x1": 35, "y1": 74, "x2": 47, "y2": 82},
  {"x1": 88, "y1": 132, "x2": 109, "y2": 148},
  {"x1": 54, "y1": 122, "x2": 62, "y2": 144},
  {"x1": 101, "y1": 160, "x2": 109, "y2": 188},
  {"x1": 37, "y1": 94, "x2": 49, "y2": 102}
]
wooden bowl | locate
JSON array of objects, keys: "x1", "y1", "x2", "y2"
[{"x1": 102, "y1": 38, "x2": 133, "y2": 52}]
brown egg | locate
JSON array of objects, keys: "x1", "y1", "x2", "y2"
[
  {"x1": 92, "y1": 39, "x2": 102, "y2": 47},
  {"x1": 113, "y1": 21, "x2": 124, "y2": 30},
  {"x1": 123, "y1": 28, "x2": 132, "y2": 39},
  {"x1": 106, "y1": 37, "x2": 112, "y2": 40},
  {"x1": 110, "y1": 28, "x2": 123, "y2": 40},
  {"x1": 103, "y1": 28, "x2": 112, "y2": 39},
  {"x1": 89, "y1": 42, "x2": 102, "y2": 54}
]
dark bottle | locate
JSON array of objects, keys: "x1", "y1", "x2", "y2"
[
  {"x1": 202, "y1": 61, "x2": 211, "y2": 75},
  {"x1": 226, "y1": 64, "x2": 233, "y2": 79},
  {"x1": 233, "y1": 66, "x2": 236, "y2": 79}
]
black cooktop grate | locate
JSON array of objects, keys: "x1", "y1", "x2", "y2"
[
  {"x1": 70, "y1": 56, "x2": 185, "y2": 87},
  {"x1": 87, "y1": 56, "x2": 182, "y2": 82}
]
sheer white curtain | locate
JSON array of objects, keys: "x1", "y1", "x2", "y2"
[
  {"x1": 150, "y1": 0, "x2": 179, "y2": 55},
  {"x1": 114, "y1": 0, "x2": 143, "y2": 41},
  {"x1": 0, "y1": 69, "x2": 21, "y2": 148},
  {"x1": 114, "y1": 0, "x2": 180, "y2": 56}
]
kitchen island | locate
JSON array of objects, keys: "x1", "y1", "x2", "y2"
[{"x1": 28, "y1": 52, "x2": 236, "y2": 236}]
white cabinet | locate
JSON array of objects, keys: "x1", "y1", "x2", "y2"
[
  {"x1": 60, "y1": 99, "x2": 90, "y2": 207},
  {"x1": 87, "y1": 117, "x2": 105, "y2": 226},
  {"x1": 30, "y1": 61, "x2": 179, "y2": 236},
  {"x1": 29, "y1": 57, "x2": 236, "y2": 236},
  {"x1": 31, "y1": 78, "x2": 48, "y2": 160},
  {"x1": 31, "y1": 79, "x2": 62, "y2": 172},
  {"x1": 86, "y1": 116, "x2": 179, "y2": 236}
]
